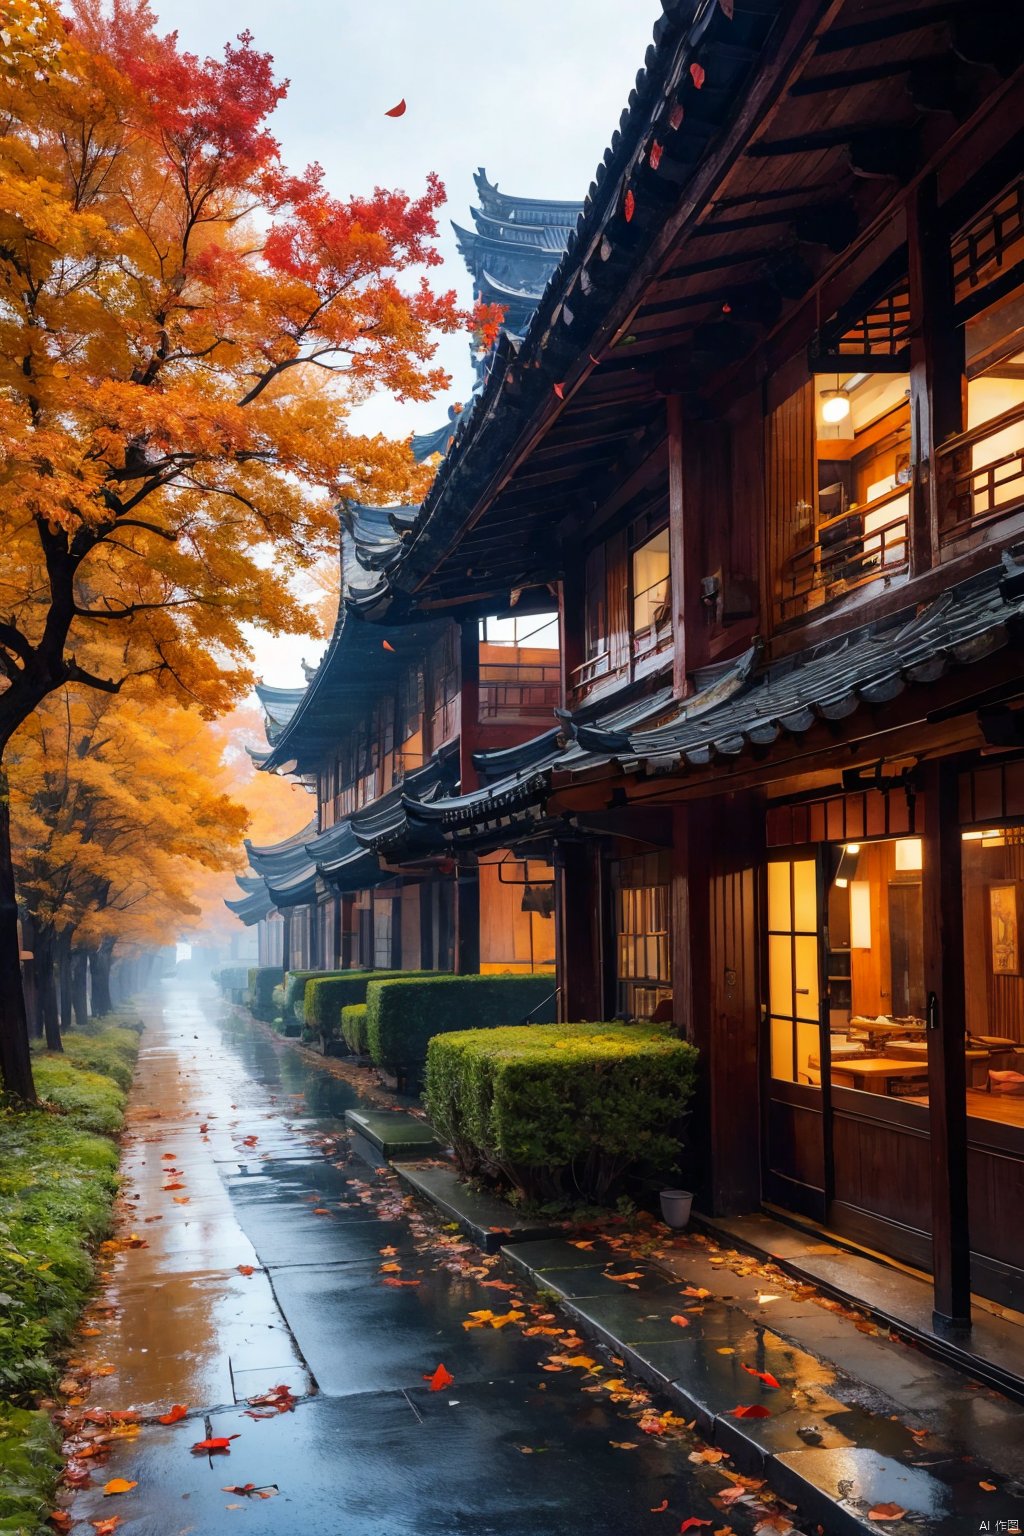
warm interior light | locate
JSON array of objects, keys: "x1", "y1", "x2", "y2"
[
  {"x1": 894, "y1": 837, "x2": 923, "y2": 871},
  {"x1": 835, "y1": 877, "x2": 848, "y2": 889},
  {"x1": 821, "y1": 387, "x2": 851, "y2": 424},
  {"x1": 962, "y1": 829, "x2": 1000, "y2": 841},
  {"x1": 850, "y1": 880, "x2": 872, "y2": 949},
  {"x1": 844, "y1": 843, "x2": 861, "y2": 855}
]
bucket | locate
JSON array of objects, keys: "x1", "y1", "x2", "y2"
[{"x1": 660, "y1": 1189, "x2": 694, "y2": 1229}]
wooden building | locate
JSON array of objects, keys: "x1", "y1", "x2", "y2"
[{"x1": 341, "y1": 0, "x2": 1024, "y2": 1333}]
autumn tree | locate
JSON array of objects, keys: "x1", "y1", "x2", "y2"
[
  {"x1": 0, "y1": 0, "x2": 488, "y2": 1096},
  {"x1": 8, "y1": 677, "x2": 249, "y2": 1046}
]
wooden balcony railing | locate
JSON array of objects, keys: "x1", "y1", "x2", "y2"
[
  {"x1": 937, "y1": 400, "x2": 1024, "y2": 539},
  {"x1": 776, "y1": 492, "x2": 909, "y2": 624},
  {"x1": 478, "y1": 661, "x2": 561, "y2": 721}
]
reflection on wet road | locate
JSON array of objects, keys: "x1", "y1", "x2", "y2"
[{"x1": 64, "y1": 982, "x2": 800, "y2": 1536}]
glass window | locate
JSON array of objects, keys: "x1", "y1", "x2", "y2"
[
  {"x1": 826, "y1": 838, "x2": 927, "y2": 1099},
  {"x1": 632, "y1": 529, "x2": 671, "y2": 635},
  {"x1": 768, "y1": 857, "x2": 821, "y2": 1084},
  {"x1": 480, "y1": 612, "x2": 559, "y2": 649},
  {"x1": 961, "y1": 825, "x2": 1024, "y2": 1127},
  {"x1": 614, "y1": 852, "x2": 671, "y2": 1020}
]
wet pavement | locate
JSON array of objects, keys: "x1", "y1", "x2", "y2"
[{"x1": 62, "y1": 983, "x2": 816, "y2": 1536}]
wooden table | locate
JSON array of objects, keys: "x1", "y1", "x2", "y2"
[{"x1": 831, "y1": 1056, "x2": 931, "y2": 1095}]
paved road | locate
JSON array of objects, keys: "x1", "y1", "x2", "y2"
[{"x1": 64, "y1": 982, "x2": 799, "y2": 1536}]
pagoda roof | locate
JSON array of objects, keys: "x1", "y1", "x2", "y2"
[
  {"x1": 254, "y1": 682, "x2": 308, "y2": 744},
  {"x1": 451, "y1": 222, "x2": 566, "y2": 277},
  {"x1": 473, "y1": 169, "x2": 582, "y2": 226},
  {"x1": 340, "y1": 501, "x2": 419, "y2": 575},
  {"x1": 224, "y1": 884, "x2": 275, "y2": 925},
  {"x1": 468, "y1": 208, "x2": 576, "y2": 250}
]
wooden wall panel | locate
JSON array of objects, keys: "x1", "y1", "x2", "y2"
[
  {"x1": 478, "y1": 853, "x2": 555, "y2": 973},
  {"x1": 831, "y1": 1112, "x2": 931, "y2": 1232},
  {"x1": 400, "y1": 885, "x2": 421, "y2": 971},
  {"x1": 766, "y1": 379, "x2": 815, "y2": 617}
]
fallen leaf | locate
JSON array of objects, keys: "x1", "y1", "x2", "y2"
[
  {"x1": 161, "y1": 1153, "x2": 175, "y2": 1160},
  {"x1": 236, "y1": 1264, "x2": 254, "y2": 1276},
  {"x1": 741, "y1": 1365, "x2": 781, "y2": 1390},
  {"x1": 381, "y1": 1277, "x2": 420, "y2": 1288},
  {"x1": 866, "y1": 1505, "x2": 906, "y2": 1522},
  {"x1": 756, "y1": 1294, "x2": 780, "y2": 1305},
  {"x1": 717, "y1": 1348, "x2": 735, "y2": 1355},
  {"x1": 730, "y1": 1404, "x2": 771, "y2": 1419},
  {"x1": 172, "y1": 1196, "x2": 190, "y2": 1205},
  {"x1": 90, "y1": 1520, "x2": 121, "y2": 1535},
  {"x1": 609, "y1": 1440, "x2": 639, "y2": 1450},
  {"x1": 191, "y1": 1436, "x2": 239, "y2": 1453},
  {"x1": 163, "y1": 1182, "x2": 186, "y2": 1191},
  {"x1": 385, "y1": 98, "x2": 407, "y2": 117},
  {"x1": 48, "y1": 1514, "x2": 72, "y2": 1533},
  {"x1": 379, "y1": 1262, "x2": 402, "y2": 1273},
  {"x1": 157, "y1": 1404, "x2": 188, "y2": 1425},
  {"x1": 679, "y1": 1522, "x2": 712, "y2": 1532},
  {"x1": 570, "y1": 1240, "x2": 595, "y2": 1251},
  {"x1": 102, "y1": 1479, "x2": 137, "y2": 1496},
  {"x1": 606, "y1": 1271, "x2": 644, "y2": 1283},
  {"x1": 311, "y1": 1208, "x2": 331, "y2": 1216},
  {"x1": 979, "y1": 1481, "x2": 997, "y2": 1492},
  {"x1": 670, "y1": 1315, "x2": 691, "y2": 1328},
  {"x1": 680, "y1": 1286, "x2": 711, "y2": 1299},
  {"x1": 425, "y1": 1364, "x2": 454, "y2": 1392},
  {"x1": 689, "y1": 1448, "x2": 727, "y2": 1465}
]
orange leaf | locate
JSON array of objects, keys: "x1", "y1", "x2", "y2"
[
  {"x1": 381, "y1": 1277, "x2": 420, "y2": 1287},
  {"x1": 385, "y1": 99, "x2": 407, "y2": 117},
  {"x1": 730, "y1": 1404, "x2": 771, "y2": 1419},
  {"x1": 172, "y1": 1196, "x2": 190, "y2": 1205},
  {"x1": 606, "y1": 1271, "x2": 644, "y2": 1283},
  {"x1": 690, "y1": 61, "x2": 705, "y2": 89},
  {"x1": 379, "y1": 1262, "x2": 402, "y2": 1273},
  {"x1": 670, "y1": 1315, "x2": 690, "y2": 1328},
  {"x1": 867, "y1": 1506, "x2": 906, "y2": 1522},
  {"x1": 681, "y1": 1286, "x2": 711, "y2": 1299},
  {"x1": 163, "y1": 1182, "x2": 185, "y2": 1191},
  {"x1": 161, "y1": 1153, "x2": 175, "y2": 1159},
  {"x1": 609, "y1": 1440, "x2": 639, "y2": 1450},
  {"x1": 553, "y1": 382, "x2": 565, "y2": 400},
  {"x1": 102, "y1": 1479, "x2": 137, "y2": 1496},
  {"x1": 979, "y1": 1482, "x2": 997, "y2": 1492},
  {"x1": 382, "y1": 640, "x2": 396, "y2": 652},
  {"x1": 425, "y1": 1364, "x2": 454, "y2": 1392},
  {"x1": 741, "y1": 1365, "x2": 781, "y2": 1389},
  {"x1": 191, "y1": 1436, "x2": 239, "y2": 1453},
  {"x1": 157, "y1": 1404, "x2": 188, "y2": 1424},
  {"x1": 236, "y1": 1264, "x2": 254, "y2": 1276},
  {"x1": 48, "y1": 1515, "x2": 72, "y2": 1533},
  {"x1": 90, "y1": 1520, "x2": 121, "y2": 1535}
]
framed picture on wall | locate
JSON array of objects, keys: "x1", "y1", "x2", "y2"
[{"x1": 989, "y1": 882, "x2": 1023, "y2": 975}]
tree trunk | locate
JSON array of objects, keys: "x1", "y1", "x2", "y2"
[
  {"x1": 57, "y1": 929, "x2": 74, "y2": 1036},
  {"x1": 71, "y1": 948, "x2": 89, "y2": 1029},
  {"x1": 33, "y1": 924, "x2": 62, "y2": 1052},
  {"x1": 90, "y1": 940, "x2": 114, "y2": 1017},
  {"x1": 0, "y1": 771, "x2": 35, "y2": 1099}
]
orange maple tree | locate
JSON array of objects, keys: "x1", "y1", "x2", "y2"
[{"x1": 0, "y1": 0, "x2": 492, "y2": 1096}]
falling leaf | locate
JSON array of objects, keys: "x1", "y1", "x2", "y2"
[
  {"x1": 866, "y1": 1505, "x2": 906, "y2": 1522},
  {"x1": 379, "y1": 1245, "x2": 398, "y2": 1256},
  {"x1": 670, "y1": 1315, "x2": 691, "y2": 1328},
  {"x1": 385, "y1": 98, "x2": 407, "y2": 117},
  {"x1": 382, "y1": 640, "x2": 396, "y2": 652},
  {"x1": 649, "y1": 140, "x2": 664, "y2": 171},
  {"x1": 651, "y1": 1500, "x2": 669, "y2": 1513},
  {"x1": 553, "y1": 382, "x2": 565, "y2": 400},
  {"x1": 741, "y1": 1365, "x2": 781, "y2": 1389},
  {"x1": 102, "y1": 1479, "x2": 137, "y2": 1496},
  {"x1": 624, "y1": 188, "x2": 636, "y2": 222},
  {"x1": 425, "y1": 1364, "x2": 454, "y2": 1392},
  {"x1": 158, "y1": 1404, "x2": 188, "y2": 1425},
  {"x1": 236, "y1": 1265, "x2": 254, "y2": 1276},
  {"x1": 679, "y1": 1522, "x2": 712, "y2": 1532},
  {"x1": 312, "y1": 1207, "x2": 331, "y2": 1216},
  {"x1": 191, "y1": 1436, "x2": 239, "y2": 1453},
  {"x1": 730, "y1": 1404, "x2": 771, "y2": 1419},
  {"x1": 669, "y1": 101, "x2": 685, "y2": 130},
  {"x1": 689, "y1": 61, "x2": 705, "y2": 89}
]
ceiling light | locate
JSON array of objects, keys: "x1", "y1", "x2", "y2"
[{"x1": 821, "y1": 387, "x2": 851, "y2": 424}]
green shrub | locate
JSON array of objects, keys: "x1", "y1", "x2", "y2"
[
  {"x1": 285, "y1": 969, "x2": 348, "y2": 1024},
  {"x1": 33, "y1": 1058, "x2": 126, "y2": 1135},
  {"x1": 247, "y1": 966, "x2": 283, "y2": 1021},
  {"x1": 0, "y1": 1402, "x2": 61, "y2": 1536},
  {"x1": 215, "y1": 966, "x2": 250, "y2": 1003},
  {"x1": 303, "y1": 970, "x2": 442, "y2": 1041},
  {"x1": 341, "y1": 1003, "x2": 369, "y2": 1055},
  {"x1": 366, "y1": 973, "x2": 556, "y2": 1077},
  {"x1": 424, "y1": 1022, "x2": 698, "y2": 1205}
]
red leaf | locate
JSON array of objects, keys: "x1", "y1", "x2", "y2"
[
  {"x1": 670, "y1": 1315, "x2": 691, "y2": 1328},
  {"x1": 690, "y1": 61, "x2": 705, "y2": 89},
  {"x1": 382, "y1": 640, "x2": 396, "y2": 652},
  {"x1": 649, "y1": 140, "x2": 664, "y2": 171},
  {"x1": 679, "y1": 1522, "x2": 712, "y2": 1532},
  {"x1": 236, "y1": 1265, "x2": 254, "y2": 1276},
  {"x1": 48, "y1": 1514, "x2": 73, "y2": 1533},
  {"x1": 381, "y1": 1276, "x2": 420, "y2": 1287},
  {"x1": 163, "y1": 1182, "x2": 186, "y2": 1191},
  {"x1": 624, "y1": 188, "x2": 636, "y2": 223},
  {"x1": 553, "y1": 382, "x2": 565, "y2": 400},
  {"x1": 157, "y1": 1403, "x2": 188, "y2": 1425},
  {"x1": 385, "y1": 99, "x2": 407, "y2": 117},
  {"x1": 425, "y1": 1364, "x2": 454, "y2": 1392},
  {"x1": 651, "y1": 1499, "x2": 669, "y2": 1513},
  {"x1": 669, "y1": 102, "x2": 684, "y2": 130},
  {"x1": 741, "y1": 1365, "x2": 781, "y2": 1390},
  {"x1": 730, "y1": 1404, "x2": 771, "y2": 1419},
  {"x1": 191, "y1": 1435, "x2": 239, "y2": 1453}
]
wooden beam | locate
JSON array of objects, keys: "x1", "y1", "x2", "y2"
[
  {"x1": 555, "y1": 840, "x2": 605, "y2": 1022},
  {"x1": 921, "y1": 759, "x2": 971, "y2": 1330}
]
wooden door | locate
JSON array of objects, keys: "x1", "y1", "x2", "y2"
[{"x1": 763, "y1": 853, "x2": 828, "y2": 1219}]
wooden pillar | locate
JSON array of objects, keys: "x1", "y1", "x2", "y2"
[
  {"x1": 921, "y1": 761, "x2": 971, "y2": 1330},
  {"x1": 555, "y1": 840, "x2": 604, "y2": 1022},
  {"x1": 907, "y1": 175, "x2": 963, "y2": 575},
  {"x1": 558, "y1": 566, "x2": 585, "y2": 708},
  {"x1": 455, "y1": 858, "x2": 480, "y2": 975},
  {"x1": 667, "y1": 396, "x2": 710, "y2": 697},
  {"x1": 308, "y1": 900, "x2": 319, "y2": 970},
  {"x1": 459, "y1": 619, "x2": 481, "y2": 794},
  {"x1": 333, "y1": 896, "x2": 342, "y2": 970}
]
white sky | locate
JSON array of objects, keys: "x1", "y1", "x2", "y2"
[{"x1": 152, "y1": 0, "x2": 662, "y2": 684}]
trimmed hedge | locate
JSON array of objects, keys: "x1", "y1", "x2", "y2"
[
  {"x1": 247, "y1": 966, "x2": 283, "y2": 1022},
  {"x1": 366, "y1": 972, "x2": 556, "y2": 1078},
  {"x1": 285, "y1": 969, "x2": 349, "y2": 1025},
  {"x1": 215, "y1": 965, "x2": 250, "y2": 1003},
  {"x1": 341, "y1": 1003, "x2": 369, "y2": 1055},
  {"x1": 303, "y1": 970, "x2": 442, "y2": 1040},
  {"x1": 424, "y1": 1021, "x2": 698, "y2": 1204}
]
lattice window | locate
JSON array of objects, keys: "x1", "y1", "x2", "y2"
[
  {"x1": 814, "y1": 267, "x2": 911, "y2": 369},
  {"x1": 953, "y1": 174, "x2": 1024, "y2": 309}
]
